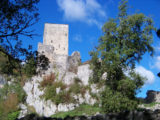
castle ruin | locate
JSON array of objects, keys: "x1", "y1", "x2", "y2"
[{"x1": 38, "y1": 23, "x2": 69, "y2": 70}]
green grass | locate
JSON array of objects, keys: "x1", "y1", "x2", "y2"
[
  {"x1": 146, "y1": 102, "x2": 160, "y2": 107},
  {"x1": 51, "y1": 104, "x2": 101, "y2": 118},
  {"x1": 141, "y1": 102, "x2": 160, "y2": 107}
]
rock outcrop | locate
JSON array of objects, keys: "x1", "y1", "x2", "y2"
[
  {"x1": 21, "y1": 52, "x2": 98, "y2": 117},
  {"x1": 145, "y1": 90, "x2": 160, "y2": 103}
]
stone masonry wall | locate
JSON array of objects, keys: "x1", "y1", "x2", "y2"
[
  {"x1": 43, "y1": 23, "x2": 68, "y2": 56},
  {"x1": 38, "y1": 23, "x2": 69, "y2": 70}
]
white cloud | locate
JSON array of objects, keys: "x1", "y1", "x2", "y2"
[
  {"x1": 57, "y1": 0, "x2": 107, "y2": 27},
  {"x1": 73, "y1": 34, "x2": 82, "y2": 42},
  {"x1": 135, "y1": 66, "x2": 155, "y2": 84},
  {"x1": 154, "y1": 56, "x2": 160, "y2": 70}
]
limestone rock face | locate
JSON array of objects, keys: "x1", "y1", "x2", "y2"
[
  {"x1": 67, "y1": 51, "x2": 81, "y2": 74},
  {"x1": 22, "y1": 63, "x2": 97, "y2": 117},
  {"x1": 23, "y1": 76, "x2": 77, "y2": 117},
  {"x1": 77, "y1": 64, "x2": 92, "y2": 85},
  {"x1": 22, "y1": 50, "x2": 97, "y2": 117},
  {"x1": 68, "y1": 51, "x2": 81, "y2": 67},
  {"x1": 63, "y1": 72, "x2": 77, "y2": 85}
]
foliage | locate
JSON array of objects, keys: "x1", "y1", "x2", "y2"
[
  {"x1": 40, "y1": 75, "x2": 71, "y2": 105},
  {"x1": 42, "y1": 81, "x2": 73, "y2": 105},
  {"x1": 40, "y1": 73, "x2": 55, "y2": 87},
  {"x1": 23, "y1": 56, "x2": 37, "y2": 78},
  {"x1": 0, "y1": 49, "x2": 49, "y2": 80},
  {"x1": 51, "y1": 104, "x2": 101, "y2": 118},
  {"x1": 0, "y1": 0, "x2": 49, "y2": 78},
  {"x1": 141, "y1": 102, "x2": 160, "y2": 108},
  {"x1": 7, "y1": 111, "x2": 20, "y2": 120},
  {"x1": 0, "y1": 82, "x2": 26, "y2": 119},
  {"x1": 0, "y1": 82, "x2": 26, "y2": 103},
  {"x1": 69, "y1": 78, "x2": 88, "y2": 98},
  {"x1": 101, "y1": 87, "x2": 138, "y2": 113},
  {"x1": 40, "y1": 74, "x2": 90, "y2": 105},
  {"x1": 0, "y1": 0, "x2": 40, "y2": 76},
  {"x1": 90, "y1": 0, "x2": 155, "y2": 112}
]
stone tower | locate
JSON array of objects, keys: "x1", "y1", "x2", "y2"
[
  {"x1": 38, "y1": 23, "x2": 69, "y2": 70},
  {"x1": 43, "y1": 23, "x2": 68, "y2": 56}
]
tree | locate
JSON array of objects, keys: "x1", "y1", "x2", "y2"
[
  {"x1": 0, "y1": 0, "x2": 39, "y2": 76},
  {"x1": 0, "y1": 0, "x2": 49, "y2": 77},
  {"x1": 90, "y1": 0, "x2": 155, "y2": 112}
]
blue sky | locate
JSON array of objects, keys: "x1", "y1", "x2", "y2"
[{"x1": 28, "y1": 0, "x2": 160, "y2": 97}]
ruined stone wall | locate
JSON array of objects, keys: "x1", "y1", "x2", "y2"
[
  {"x1": 38, "y1": 23, "x2": 69, "y2": 70},
  {"x1": 145, "y1": 90, "x2": 160, "y2": 103}
]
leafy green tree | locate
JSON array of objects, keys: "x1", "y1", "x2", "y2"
[
  {"x1": 0, "y1": 0, "x2": 49, "y2": 78},
  {"x1": 90, "y1": 0, "x2": 155, "y2": 112},
  {"x1": 0, "y1": 0, "x2": 39, "y2": 76}
]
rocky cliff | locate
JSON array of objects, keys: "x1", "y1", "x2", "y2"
[{"x1": 18, "y1": 51, "x2": 101, "y2": 117}]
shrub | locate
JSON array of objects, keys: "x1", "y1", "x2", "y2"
[
  {"x1": 69, "y1": 83, "x2": 81, "y2": 94},
  {"x1": 7, "y1": 111, "x2": 20, "y2": 120},
  {"x1": 0, "y1": 93, "x2": 19, "y2": 120},
  {"x1": 43, "y1": 81, "x2": 70, "y2": 105},
  {"x1": 0, "y1": 82, "x2": 26, "y2": 120},
  {"x1": 40, "y1": 73, "x2": 55, "y2": 88},
  {"x1": 43, "y1": 85, "x2": 56, "y2": 101},
  {"x1": 74, "y1": 77, "x2": 81, "y2": 83},
  {"x1": 69, "y1": 78, "x2": 88, "y2": 98},
  {"x1": 101, "y1": 87, "x2": 138, "y2": 113},
  {"x1": 9, "y1": 82, "x2": 26, "y2": 103},
  {"x1": 3, "y1": 93, "x2": 19, "y2": 113}
]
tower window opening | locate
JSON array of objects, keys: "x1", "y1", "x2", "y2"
[
  {"x1": 51, "y1": 40, "x2": 53, "y2": 43},
  {"x1": 59, "y1": 44, "x2": 60, "y2": 48}
]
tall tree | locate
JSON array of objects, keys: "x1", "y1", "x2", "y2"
[
  {"x1": 0, "y1": 0, "x2": 40, "y2": 75},
  {"x1": 90, "y1": 0, "x2": 155, "y2": 112},
  {"x1": 0, "y1": 0, "x2": 49, "y2": 77}
]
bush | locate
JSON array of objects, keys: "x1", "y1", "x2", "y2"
[
  {"x1": 7, "y1": 111, "x2": 20, "y2": 120},
  {"x1": 42, "y1": 81, "x2": 71, "y2": 105},
  {"x1": 3, "y1": 93, "x2": 19, "y2": 113},
  {"x1": 0, "y1": 93, "x2": 19, "y2": 120},
  {"x1": 40, "y1": 73, "x2": 55, "y2": 88},
  {"x1": 101, "y1": 87, "x2": 138, "y2": 113},
  {"x1": 23, "y1": 57, "x2": 37, "y2": 78},
  {"x1": 41, "y1": 76, "x2": 90, "y2": 105},
  {"x1": 0, "y1": 82, "x2": 26, "y2": 120}
]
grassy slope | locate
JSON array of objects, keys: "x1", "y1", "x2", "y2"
[{"x1": 51, "y1": 104, "x2": 101, "y2": 118}]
